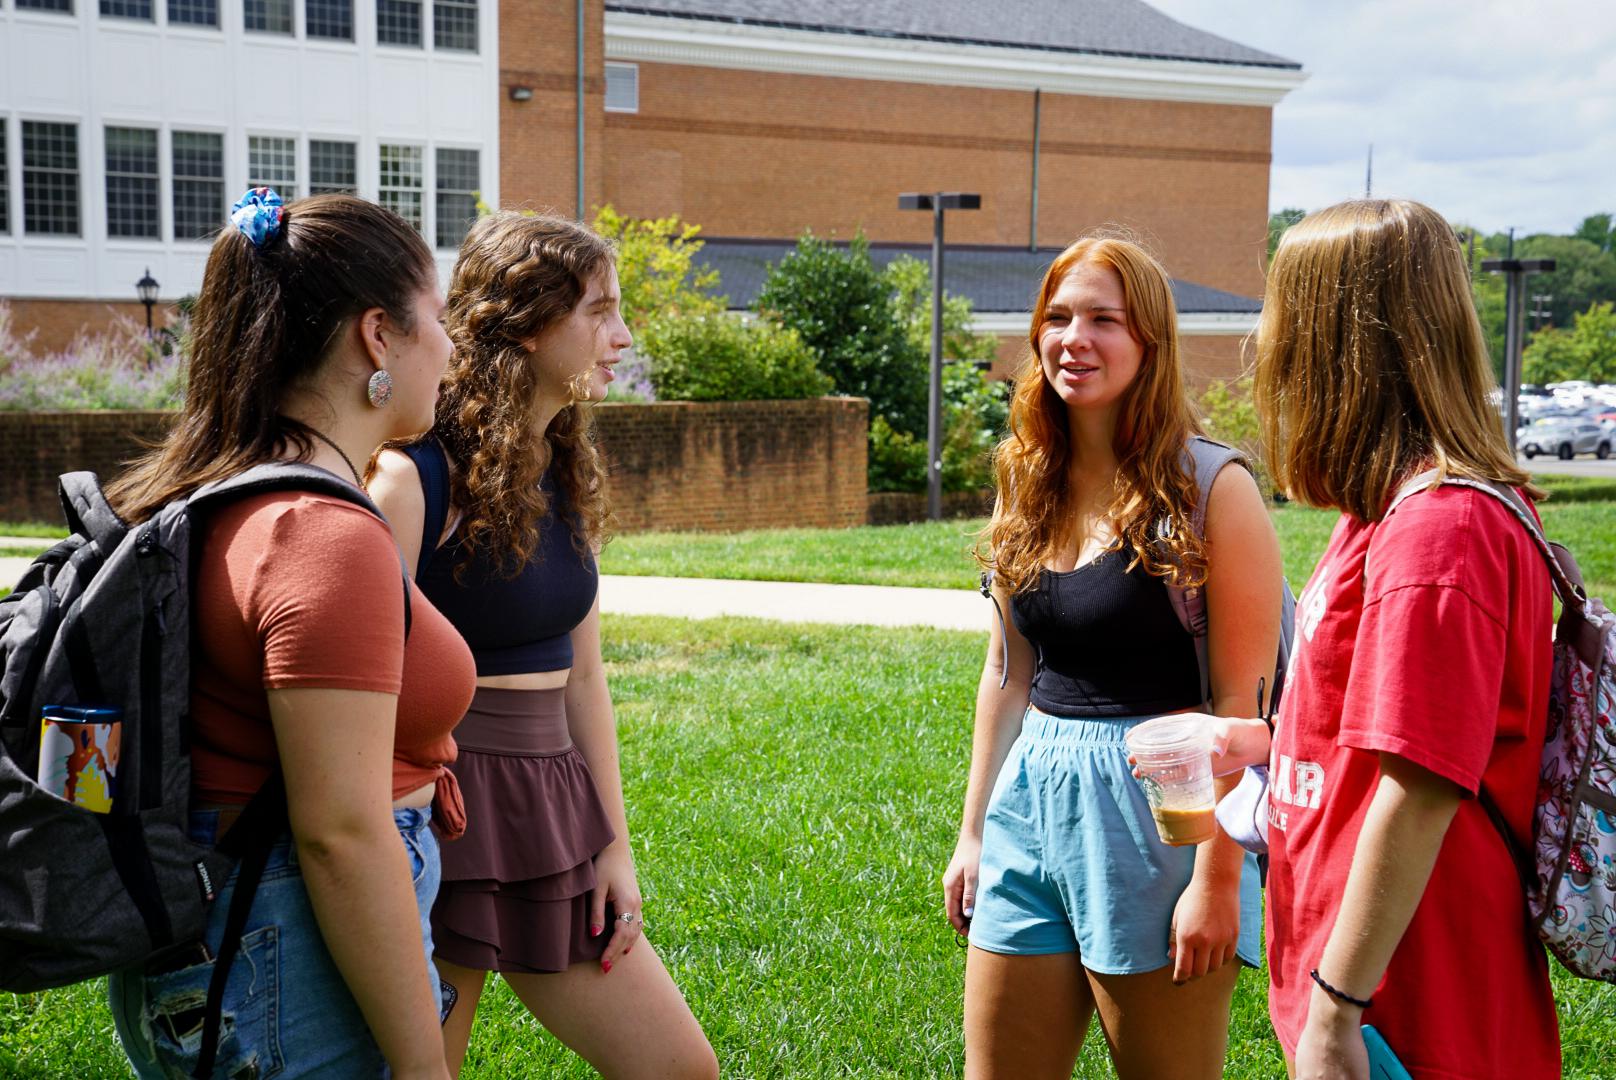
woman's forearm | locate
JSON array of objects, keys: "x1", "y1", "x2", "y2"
[
  {"x1": 1312, "y1": 753, "x2": 1461, "y2": 1006},
  {"x1": 566, "y1": 664, "x2": 632, "y2": 850},
  {"x1": 297, "y1": 826, "x2": 447, "y2": 1077}
]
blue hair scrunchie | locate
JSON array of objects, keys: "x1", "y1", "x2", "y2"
[{"x1": 230, "y1": 186, "x2": 285, "y2": 247}]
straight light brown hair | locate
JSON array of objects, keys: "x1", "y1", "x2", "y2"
[{"x1": 1253, "y1": 198, "x2": 1537, "y2": 520}]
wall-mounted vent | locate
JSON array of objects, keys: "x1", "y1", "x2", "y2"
[{"x1": 604, "y1": 62, "x2": 639, "y2": 113}]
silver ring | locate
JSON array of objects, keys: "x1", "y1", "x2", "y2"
[{"x1": 618, "y1": 912, "x2": 636, "y2": 923}]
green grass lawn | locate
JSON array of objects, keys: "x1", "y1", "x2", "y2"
[
  {"x1": 4, "y1": 615, "x2": 1613, "y2": 1078},
  {"x1": 601, "y1": 478, "x2": 1616, "y2": 602}
]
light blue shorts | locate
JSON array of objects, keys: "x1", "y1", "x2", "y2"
[{"x1": 969, "y1": 705, "x2": 1262, "y2": 974}]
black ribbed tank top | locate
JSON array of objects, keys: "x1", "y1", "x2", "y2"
[{"x1": 1010, "y1": 550, "x2": 1201, "y2": 718}]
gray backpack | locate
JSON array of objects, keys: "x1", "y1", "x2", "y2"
[{"x1": 0, "y1": 463, "x2": 408, "y2": 1073}]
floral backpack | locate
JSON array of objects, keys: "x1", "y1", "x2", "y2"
[{"x1": 1390, "y1": 473, "x2": 1616, "y2": 984}]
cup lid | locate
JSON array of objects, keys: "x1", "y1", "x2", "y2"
[{"x1": 1124, "y1": 714, "x2": 1210, "y2": 755}]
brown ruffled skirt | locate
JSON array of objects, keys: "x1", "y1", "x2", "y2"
[{"x1": 431, "y1": 686, "x2": 616, "y2": 974}]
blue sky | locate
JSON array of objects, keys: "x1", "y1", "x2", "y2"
[{"x1": 1147, "y1": 0, "x2": 1615, "y2": 236}]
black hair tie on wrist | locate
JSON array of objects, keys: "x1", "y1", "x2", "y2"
[{"x1": 1309, "y1": 967, "x2": 1373, "y2": 1009}]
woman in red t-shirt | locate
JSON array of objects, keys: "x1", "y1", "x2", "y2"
[
  {"x1": 1219, "y1": 198, "x2": 1562, "y2": 1079},
  {"x1": 105, "y1": 190, "x2": 473, "y2": 1079}
]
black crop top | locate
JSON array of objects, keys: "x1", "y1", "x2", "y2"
[
  {"x1": 402, "y1": 438, "x2": 598, "y2": 676},
  {"x1": 1010, "y1": 550, "x2": 1201, "y2": 718}
]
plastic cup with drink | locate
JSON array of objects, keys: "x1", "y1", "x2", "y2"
[{"x1": 1124, "y1": 714, "x2": 1217, "y2": 846}]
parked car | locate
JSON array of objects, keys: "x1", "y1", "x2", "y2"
[{"x1": 1518, "y1": 416, "x2": 1611, "y2": 460}]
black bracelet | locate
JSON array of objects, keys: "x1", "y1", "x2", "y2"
[{"x1": 1309, "y1": 968, "x2": 1373, "y2": 1009}]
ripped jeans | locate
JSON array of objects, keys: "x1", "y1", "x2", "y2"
[{"x1": 108, "y1": 807, "x2": 442, "y2": 1079}]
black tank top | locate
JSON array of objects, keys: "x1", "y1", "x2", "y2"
[
  {"x1": 402, "y1": 438, "x2": 597, "y2": 676},
  {"x1": 1010, "y1": 550, "x2": 1201, "y2": 718}
]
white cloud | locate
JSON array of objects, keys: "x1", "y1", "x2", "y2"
[{"x1": 1145, "y1": 0, "x2": 1616, "y2": 234}]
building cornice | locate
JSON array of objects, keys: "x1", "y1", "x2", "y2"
[{"x1": 603, "y1": 12, "x2": 1306, "y2": 106}]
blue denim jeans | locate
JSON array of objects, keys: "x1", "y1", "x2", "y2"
[{"x1": 109, "y1": 807, "x2": 442, "y2": 1079}]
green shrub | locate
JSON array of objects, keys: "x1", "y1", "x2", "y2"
[
  {"x1": 867, "y1": 415, "x2": 927, "y2": 492},
  {"x1": 755, "y1": 233, "x2": 928, "y2": 435},
  {"x1": 1197, "y1": 376, "x2": 1274, "y2": 498},
  {"x1": 592, "y1": 205, "x2": 724, "y2": 337},
  {"x1": 866, "y1": 362, "x2": 1008, "y2": 494},
  {"x1": 641, "y1": 313, "x2": 832, "y2": 402}
]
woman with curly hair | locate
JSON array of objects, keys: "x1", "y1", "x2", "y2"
[
  {"x1": 369, "y1": 212, "x2": 716, "y2": 1079},
  {"x1": 941, "y1": 236, "x2": 1282, "y2": 1078}
]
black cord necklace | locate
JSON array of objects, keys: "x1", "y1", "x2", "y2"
[{"x1": 303, "y1": 427, "x2": 363, "y2": 487}]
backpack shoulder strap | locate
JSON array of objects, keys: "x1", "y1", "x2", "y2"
[
  {"x1": 1388, "y1": 472, "x2": 1587, "y2": 617},
  {"x1": 399, "y1": 438, "x2": 451, "y2": 579},
  {"x1": 57, "y1": 471, "x2": 130, "y2": 552},
  {"x1": 1167, "y1": 436, "x2": 1251, "y2": 706},
  {"x1": 188, "y1": 462, "x2": 413, "y2": 638}
]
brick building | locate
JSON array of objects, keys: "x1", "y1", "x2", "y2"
[{"x1": 3, "y1": 0, "x2": 1302, "y2": 378}]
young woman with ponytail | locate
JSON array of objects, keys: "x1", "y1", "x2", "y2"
[{"x1": 106, "y1": 190, "x2": 471, "y2": 1078}]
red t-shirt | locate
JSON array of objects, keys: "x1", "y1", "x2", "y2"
[
  {"x1": 190, "y1": 492, "x2": 476, "y2": 805},
  {"x1": 1266, "y1": 485, "x2": 1560, "y2": 1080}
]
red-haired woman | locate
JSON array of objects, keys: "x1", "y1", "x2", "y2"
[
  {"x1": 942, "y1": 236, "x2": 1282, "y2": 1078},
  {"x1": 370, "y1": 212, "x2": 716, "y2": 1079}
]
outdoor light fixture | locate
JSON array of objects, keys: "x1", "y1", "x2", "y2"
[
  {"x1": 508, "y1": 85, "x2": 534, "y2": 102},
  {"x1": 898, "y1": 191, "x2": 981, "y2": 521},
  {"x1": 1481, "y1": 256, "x2": 1558, "y2": 444},
  {"x1": 135, "y1": 268, "x2": 159, "y2": 339}
]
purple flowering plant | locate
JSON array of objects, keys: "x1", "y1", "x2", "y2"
[{"x1": 0, "y1": 302, "x2": 187, "y2": 411}]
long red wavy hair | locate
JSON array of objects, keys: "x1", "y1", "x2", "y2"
[{"x1": 981, "y1": 236, "x2": 1205, "y2": 594}]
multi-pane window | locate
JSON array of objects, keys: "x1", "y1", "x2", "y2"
[
  {"x1": 433, "y1": 0, "x2": 476, "y2": 51},
  {"x1": 172, "y1": 130, "x2": 224, "y2": 240},
  {"x1": 604, "y1": 63, "x2": 640, "y2": 112},
  {"x1": 435, "y1": 148, "x2": 478, "y2": 248},
  {"x1": 309, "y1": 139, "x2": 356, "y2": 195},
  {"x1": 378, "y1": 144, "x2": 423, "y2": 233},
  {"x1": 248, "y1": 135, "x2": 297, "y2": 200},
  {"x1": 100, "y1": 0, "x2": 154, "y2": 19},
  {"x1": 17, "y1": 0, "x2": 75, "y2": 11},
  {"x1": 0, "y1": 122, "x2": 9, "y2": 235},
  {"x1": 105, "y1": 127, "x2": 160, "y2": 239},
  {"x1": 22, "y1": 122, "x2": 80, "y2": 236},
  {"x1": 244, "y1": 0, "x2": 293, "y2": 34},
  {"x1": 376, "y1": 0, "x2": 421, "y2": 46},
  {"x1": 167, "y1": 0, "x2": 219, "y2": 26},
  {"x1": 305, "y1": 0, "x2": 351, "y2": 40}
]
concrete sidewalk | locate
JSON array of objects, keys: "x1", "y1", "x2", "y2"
[{"x1": 0, "y1": 539, "x2": 986, "y2": 632}]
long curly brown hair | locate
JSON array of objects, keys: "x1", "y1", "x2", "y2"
[
  {"x1": 982, "y1": 236, "x2": 1205, "y2": 595},
  {"x1": 431, "y1": 212, "x2": 617, "y2": 576}
]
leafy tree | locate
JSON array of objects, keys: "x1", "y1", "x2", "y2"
[
  {"x1": 1575, "y1": 213, "x2": 1614, "y2": 254},
  {"x1": 1515, "y1": 234, "x2": 1616, "y2": 332},
  {"x1": 754, "y1": 232, "x2": 928, "y2": 436},
  {"x1": 591, "y1": 205, "x2": 724, "y2": 336},
  {"x1": 883, "y1": 254, "x2": 997, "y2": 363},
  {"x1": 1267, "y1": 207, "x2": 1306, "y2": 260},
  {"x1": 1522, "y1": 301, "x2": 1616, "y2": 385}
]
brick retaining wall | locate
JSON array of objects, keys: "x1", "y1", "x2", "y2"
[
  {"x1": 866, "y1": 488, "x2": 994, "y2": 526},
  {"x1": 0, "y1": 400, "x2": 869, "y2": 531}
]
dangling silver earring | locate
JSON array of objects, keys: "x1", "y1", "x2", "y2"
[{"x1": 367, "y1": 369, "x2": 394, "y2": 408}]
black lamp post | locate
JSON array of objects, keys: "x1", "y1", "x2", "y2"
[
  {"x1": 1480, "y1": 256, "x2": 1557, "y2": 447},
  {"x1": 898, "y1": 191, "x2": 981, "y2": 521},
  {"x1": 135, "y1": 268, "x2": 159, "y2": 339}
]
